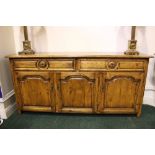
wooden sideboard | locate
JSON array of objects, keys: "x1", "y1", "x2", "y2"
[{"x1": 7, "y1": 52, "x2": 152, "y2": 116}]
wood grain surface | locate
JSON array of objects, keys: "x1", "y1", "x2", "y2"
[{"x1": 8, "y1": 53, "x2": 151, "y2": 116}]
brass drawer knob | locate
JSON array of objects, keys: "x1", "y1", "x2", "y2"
[
  {"x1": 108, "y1": 61, "x2": 118, "y2": 69},
  {"x1": 37, "y1": 60, "x2": 49, "y2": 69}
]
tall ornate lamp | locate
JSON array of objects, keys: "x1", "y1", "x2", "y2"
[
  {"x1": 18, "y1": 26, "x2": 35, "y2": 55},
  {"x1": 124, "y1": 26, "x2": 139, "y2": 55}
]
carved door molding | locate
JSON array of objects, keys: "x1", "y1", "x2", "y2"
[
  {"x1": 99, "y1": 72, "x2": 144, "y2": 113},
  {"x1": 56, "y1": 72, "x2": 99, "y2": 113},
  {"x1": 16, "y1": 72, "x2": 54, "y2": 111}
]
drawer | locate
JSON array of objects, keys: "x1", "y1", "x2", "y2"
[
  {"x1": 14, "y1": 60, "x2": 36, "y2": 68},
  {"x1": 118, "y1": 61, "x2": 144, "y2": 70},
  {"x1": 48, "y1": 60, "x2": 75, "y2": 70},
  {"x1": 79, "y1": 59, "x2": 144, "y2": 71},
  {"x1": 106, "y1": 60, "x2": 144, "y2": 70},
  {"x1": 79, "y1": 59, "x2": 106, "y2": 70},
  {"x1": 14, "y1": 59, "x2": 75, "y2": 70}
]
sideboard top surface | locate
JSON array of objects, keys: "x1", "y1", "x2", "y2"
[{"x1": 6, "y1": 52, "x2": 153, "y2": 59}]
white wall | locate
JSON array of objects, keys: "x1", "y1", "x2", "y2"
[
  {"x1": 13, "y1": 26, "x2": 155, "y2": 54},
  {"x1": 12, "y1": 26, "x2": 155, "y2": 106},
  {"x1": 0, "y1": 26, "x2": 16, "y2": 119},
  {"x1": 0, "y1": 26, "x2": 16, "y2": 96}
]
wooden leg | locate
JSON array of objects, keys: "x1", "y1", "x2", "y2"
[
  {"x1": 137, "y1": 108, "x2": 142, "y2": 117},
  {"x1": 137, "y1": 112, "x2": 141, "y2": 117}
]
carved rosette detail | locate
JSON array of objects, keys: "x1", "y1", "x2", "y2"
[
  {"x1": 107, "y1": 61, "x2": 118, "y2": 69},
  {"x1": 37, "y1": 60, "x2": 49, "y2": 69}
]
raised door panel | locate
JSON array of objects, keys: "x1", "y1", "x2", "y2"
[
  {"x1": 15, "y1": 72, "x2": 55, "y2": 112},
  {"x1": 99, "y1": 72, "x2": 144, "y2": 114},
  {"x1": 56, "y1": 72, "x2": 99, "y2": 113}
]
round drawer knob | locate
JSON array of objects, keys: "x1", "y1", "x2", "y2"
[
  {"x1": 108, "y1": 61, "x2": 117, "y2": 69},
  {"x1": 37, "y1": 60, "x2": 49, "y2": 69}
]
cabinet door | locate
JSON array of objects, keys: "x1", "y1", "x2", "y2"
[
  {"x1": 56, "y1": 72, "x2": 100, "y2": 113},
  {"x1": 15, "y1": 71, "x2": 55, "y2": 112},
  {"x1": 99, "y1": 72, "x2": 144, "y2": 114}
]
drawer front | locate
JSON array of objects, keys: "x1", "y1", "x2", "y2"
[
  {"x1": 14, "y1": 60, "x2": 36, "y2": 68},
  {"x1": 79, "y1": 59, "x2": 106, "y2": 70},
  {"x1": 48, "y1": 60, "x2": 75, "y2": 70},
  {"x1": 118, "y1": 61, "x2": 144, "y2": 70},
  {"x1": 14, "y1": 59, "x2": 75, "y2": 71},
  {"x1": 107, "y1": 60, "x2": 144, "y2": 70},
  {"x1": 14, "y1": 59, "x2": 145, "y2": 71},
  {"x1": 79, "y1": 59, "x2": 144, "y2": 71}
]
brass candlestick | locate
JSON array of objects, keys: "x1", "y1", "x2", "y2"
[
  {"x1": 124, "y1": 26, "x2": 139, "y2": 55},
  {"x1": 18, "y1": 26, "x2": 35, "y2": 55}
]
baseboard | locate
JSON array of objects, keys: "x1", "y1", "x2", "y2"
[
  {"x1": 0, "y1": 90, "x2": 16, "y2": 119},
  {"x1": 143, "y1": 89, "x2": 155, "y2": 107},
  {"x1": 5, "y1": 101, "x2": 17, "y2": 118},
  {"x1": 0, "y1": 89, "x2": 14, "y2": 102}
]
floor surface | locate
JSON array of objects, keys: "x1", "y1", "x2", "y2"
[{"x1": 1, "y1": 105, "x2": 155, "y2": 129}]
